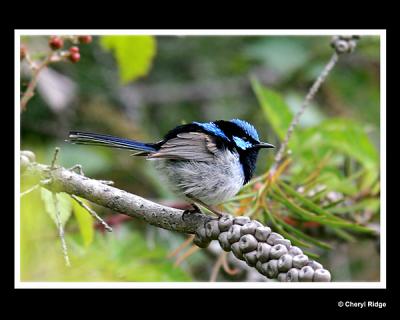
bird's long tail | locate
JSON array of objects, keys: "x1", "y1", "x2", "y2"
[{"x1": 67, "y1": 131, "x2": 158, "y2": 155}]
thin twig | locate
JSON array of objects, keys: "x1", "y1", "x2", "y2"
[
  {"x1": 221, "y1": 253, "x2": 239, "y2": 276},
  {"x1": 52, "y1": 192, "x2": 71, "y2": 267},
  {"x1": 51, "y1": 147, "x2": 72, "y2": 265},
  {"x1": 20, "y1": 52, "x2": 54, "y2": 111},
  {"x1": 209, "y1": 252, "x2": 226, "y2": 282},
  {"x1": 24, "y1": 50, "x2": 37, "y2": 71},
  {"x1": 50, "y1": 147, "x2": 60, "y2": 169},
  {"x1": 70, "y1": 194, "x2": 113, "y2": 232},
  {"x1": 269, "y1": 52, "x2": 340, "y2": 175},
  {"x1": 167, "y1": 234, "x2": 194, "y2": 258},
  {"x1": 20, "y1": 184, "x2": 40, "y2": 198},
  {"x1": 174, "y1": 245, "x2": 200, "y2": 266}
]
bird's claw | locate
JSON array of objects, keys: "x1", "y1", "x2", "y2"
[{"x1": 182, "y1": 203, "x2": 202, "y2": 221}]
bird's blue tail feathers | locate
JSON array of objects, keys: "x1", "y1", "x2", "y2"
[{"x1": 67, "y1": 131, "x2": 157, "y2": 154}]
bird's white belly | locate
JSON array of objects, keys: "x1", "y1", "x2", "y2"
[{"x1": 153, "y1": 149, "x2": 244, "y2": 205}]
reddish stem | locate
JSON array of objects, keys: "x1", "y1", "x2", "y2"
[{"x1": 20, "y1": 52, "x2": 55, "y2": 111}]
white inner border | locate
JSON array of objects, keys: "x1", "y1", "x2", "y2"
[{"x1": 15, "y1": 29, "x2": 386, "y2": 289}]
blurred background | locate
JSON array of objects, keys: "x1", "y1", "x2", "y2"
[{"x1": 20, "y1": 35, "x2": 380, "y2": 282}]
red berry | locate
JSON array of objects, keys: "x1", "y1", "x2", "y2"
[
  {"x1": 78, "y1": 35, "x2": 92, "y2": 44},
  {"x1": 49, "y1": 36, "x2": 64, "y2": 50},
  {"x1": 69, "y1": 52, "x2": 81, "y2": 63},
  {"x1": 69, "y1": 46, "x2": 80, "y2": 54}
]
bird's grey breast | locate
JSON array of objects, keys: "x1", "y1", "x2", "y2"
[{"x1": 154, "y1": 148, "x2": 245, "y2": 205}]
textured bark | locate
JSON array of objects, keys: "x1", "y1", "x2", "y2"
[{"x1": 25, "y1": 162, "x2": 210, "y2": 234}]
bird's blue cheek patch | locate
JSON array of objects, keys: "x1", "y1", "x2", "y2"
[
  {"x1": 233, "y1": 136, "x2": 252, "y2": 150},
  {"x1": 194, "y1": 122, "x2": 230, "y2": 141}
]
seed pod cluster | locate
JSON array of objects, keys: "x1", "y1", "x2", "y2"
[
  {"x1": 194, "y1": 214, "x2": 331, "y2": 282},
  {"x1": 330, "y1": 35, "x2": 359, "y2": 54}
]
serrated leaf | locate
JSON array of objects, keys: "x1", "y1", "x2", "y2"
[
  {"x1": 72, "y1": 196, "x2": 94, "y2": 247},
  {"x1": 40, "y1": 188, "x2": 72, "y2": 227},
  {"x1": 100, "y1": 35, "x2": 156, "y2": 84},
  {"x1": 251, "y1": 78, "x2": 293, "y2": 140}
]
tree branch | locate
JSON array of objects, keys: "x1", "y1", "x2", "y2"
[
  {"x1": 25, "y1": 161, "x2": 210, "y2": 234},
  {"x1": 21, "y1": 152, "x2": 331, "y2": 281}
]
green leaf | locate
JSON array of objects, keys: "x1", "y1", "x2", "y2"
[
  {"x1": 330, "y1": 198, "x2": 380, "y2": 215},
  {"x1": 297, "y1": 118, "x2": 379, "y2": 188},
  {"x1": 251, "y1": 78, "x2": 293, "y2": 139},
  {"x1": 40, "y1": 188, "x2": 72, "y2": 227},
  {"x1": 270, "y1": 186, "x2": 374, "y2": 233},
  {"x1": 317, "y1": 171, "x2": 358, "y2": 195},
  {"x1": 279, "y1": 181, "x2": 346, "y2": 220},
  {"x1": 332, "y1": 228, "x2": 356, "y2": 242},
  {"x1": 262, "y1": 208, "x2": 312, "y2": 248},
  {"x1": 100, "y1": 35, "x2": 156, "y2": 84},
  {"x1": 279, "y1": 218, "x2": 333, "y2": 250},
  {"x1": 72, "y1": 197, "x2": 94, "y2": 247},
  {"x1": 298, "y1": 118, "x2": 379, "y2": 169}
]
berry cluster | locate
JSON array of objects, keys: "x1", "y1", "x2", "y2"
[
  {"x1": 194, "y1": 215, "x2": 331, "y2": 282},
  {"x1": 47, "y1": 35, "x2": 92, "y2": 63},
  {"x1": 21, "y1": 35, "x2": 93, "y2": 65},
  {"x1": 68, "y1": 46, "x2": 80, "y2": 63}
]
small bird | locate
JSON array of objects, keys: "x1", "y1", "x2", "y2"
[{"x1": 67, "y1": 119, "x2": 274, "y2": 217}]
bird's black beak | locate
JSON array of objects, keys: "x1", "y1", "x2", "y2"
[{"x1": 253, "y1": 142, "x2": 275, "y2": 149}]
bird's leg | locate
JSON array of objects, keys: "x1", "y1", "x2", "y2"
[
  {"x1": 192, "y1": 199, "x2": 224, "y2": 218},
  {"x1": 185, "y1": 195, "x2": 224, "y2": 218},
  {"x1": 199, "y1": 203, "x2": 224, "y2": 218}
]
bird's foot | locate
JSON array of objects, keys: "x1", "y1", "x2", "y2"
[
  {"x1": 182, "y1": 203, "x2": 202, "y2": 221},
  {"x1": 207, "y1": 207, "x2": 223, "y2": 218},
  {"x1": 185, "y1": 195, "x2": 225, "y2": 219}
]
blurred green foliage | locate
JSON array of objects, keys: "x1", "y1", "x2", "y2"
[
  {"x1": 21, "y1": 185, "x2": 191, "y2": 281},
  {"x1": 72, "y1": 196, "x2": 94, "y2": 247},
  {"x1": 40, "y1": 188, "x2": 72, "y2": 227},
  {"x1": 252, "y1": 78, "x2": 293, "y2": 139},
  {"x1": 240, "y1": 76, "x2": 379, "y2": 261},
  {"x1": 100, "y1": 36, "x2": 156, "y2": 83},
  {"x1": 20, "y1": 35, "x2": 380, "y2": 282}
]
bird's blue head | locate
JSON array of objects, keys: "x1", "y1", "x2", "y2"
[
  {"x1": 229, "y1": 119, "x2": 262, "y2": 149},
  {"x1": 194, "y1": 119, "x2": 275, "y2": 184}
]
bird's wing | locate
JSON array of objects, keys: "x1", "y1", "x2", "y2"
[{"x1": 148, "y1": 132, "x2": 218, "y2": 161}]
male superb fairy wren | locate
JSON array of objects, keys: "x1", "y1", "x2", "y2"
[{"x1": 68, "y1": 119, "x2": 274, "y2": 217}]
